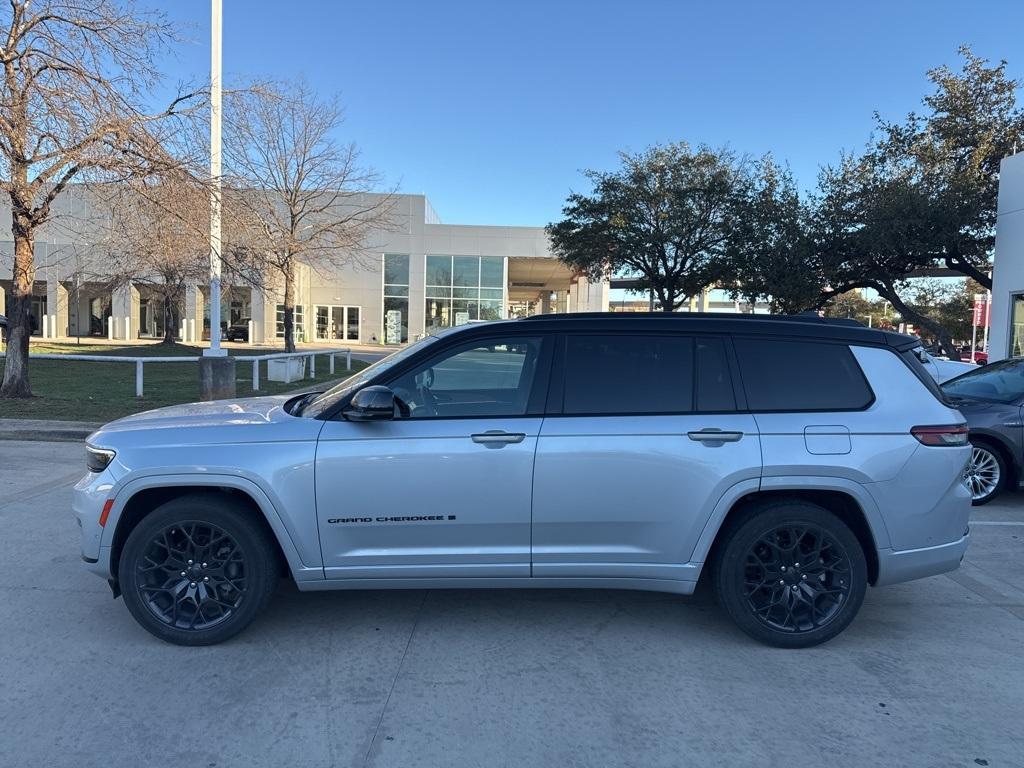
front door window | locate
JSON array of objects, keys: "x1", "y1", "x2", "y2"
[{"x1": 387, "y1": 336, "x2": 543, "y2": 419}]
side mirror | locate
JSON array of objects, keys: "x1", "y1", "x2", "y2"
[{"x1": 343, "y1": 385, "x2": 402, "y2": 421}]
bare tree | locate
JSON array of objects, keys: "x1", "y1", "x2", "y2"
[
  {"x1": 85, "y1": 177, "x2": 208, "y2": 344},
  {"x1": 0, "y1": 0, "x2": 202, "y2": 397},
  {"x1": 223, "y1": 79, "x2": 393, "y2": 352}
]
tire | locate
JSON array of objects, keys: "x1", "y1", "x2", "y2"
[
  {"x1": 966, "y1": 441, "x2": 1006, "y2": 506},
  {"x1": 118, "y1": 493, "x2": 280, "y2": 646},
  {"x1": 714, "y1": 501, "x2": 868, "y2": 648}
]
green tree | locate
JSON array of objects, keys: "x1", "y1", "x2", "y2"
[
  {"x1": 812, "y1": 154, "x2": 965, "y2": 358},
  {"x1": 875, "y1": 46, "x2": 1024, "y2": 289},
  {"x1": 723, "y1": 157, "x2": 820, "y2": 313},
  {"x1": 547, "y1": 142, "x2": 744, "y2": 311}
]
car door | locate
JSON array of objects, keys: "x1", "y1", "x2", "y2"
[
  {"x1": 315, "y1": 334, "x2": 551, "y2": 579},
  {"x1": 531, "y1": 333, "x2": 762, "y2": 582}
]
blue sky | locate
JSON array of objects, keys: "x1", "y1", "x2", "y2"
[{"x1": 159, "y1": 0, "x2": 1024, "y2": 227}]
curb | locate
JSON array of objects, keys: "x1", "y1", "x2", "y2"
[{"x1": 0, "y1": 419, "x2": 100, "y2": 443}]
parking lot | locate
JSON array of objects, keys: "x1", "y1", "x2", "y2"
[{"x1": 1, "y1": 440, "x2": 1022, "y2": 768}]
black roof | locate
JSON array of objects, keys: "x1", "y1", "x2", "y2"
[{"x1": 464, "y1": 312, "x2": 917, "y2": 349}]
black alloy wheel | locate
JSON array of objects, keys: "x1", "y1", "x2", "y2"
[
  {"x1": 119, "y1": 494, "x2": 279, "y2": 646},
  {"x1": 715, "y1": 501, "x2": 867, "y2": 648}
]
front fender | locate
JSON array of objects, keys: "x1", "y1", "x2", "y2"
[{"x1": 97, "y1": 473, "x2": 324, "y2": 584}]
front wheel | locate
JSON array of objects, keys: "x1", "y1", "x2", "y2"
[
  {"x1": 118, "y1": 494, "x2": 280, "y2": 646},
  {"x1": 965, "y1": 442, "x2": 1005, "y2": 506},
  {"x1": 714, "y1": 501, "x2": 867, "y2": 648}
]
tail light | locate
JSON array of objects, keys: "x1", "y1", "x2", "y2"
[{"x1": 911, "y1": 424, "x2": 969, "y2": 446}]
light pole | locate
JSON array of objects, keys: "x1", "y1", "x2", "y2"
[
  {"x1": 206, "y1": 0, "x2": 224, "y2": 358},
  {"x1": 199, "y1": 0, "x2": 235, "y2": 398}
]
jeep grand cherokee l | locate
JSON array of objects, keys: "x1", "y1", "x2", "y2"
[{"x1": 76, "y1": 313, "x2": 971, "y2": 648}]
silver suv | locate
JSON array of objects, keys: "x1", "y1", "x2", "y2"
[{"x1": 76, "y1": 313, "x2": 972, "y2": 648}]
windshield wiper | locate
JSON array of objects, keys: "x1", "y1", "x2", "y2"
[{"x1": 292, "y1": 391, "x2": 321, "y2": 416}]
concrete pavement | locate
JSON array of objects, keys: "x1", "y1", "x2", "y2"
[{"x1": 0, "y1": 440, "x2": 1022, "y2": 767}]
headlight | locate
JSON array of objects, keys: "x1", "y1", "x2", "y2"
[{"x1": 86, "y1": 445, "x2": 116, "y2": 473}]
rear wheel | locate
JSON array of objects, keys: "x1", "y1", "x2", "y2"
[
  {"x1": 118, "y1": 494, "x2": 280, "y2": 646},
  {"x1": 714, "y1": 501, "x2": 867, "y2": 648},
  {"x1": 965, "y1": 441, "x2": 1005, "y2": 506}
]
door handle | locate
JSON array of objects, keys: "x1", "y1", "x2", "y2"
[
  {"x1": 687, "y1": 429, "x2": 744, "y2": 444},
  {"x1": 471, "y1": 430, "x2": 526, "y2": 446}
]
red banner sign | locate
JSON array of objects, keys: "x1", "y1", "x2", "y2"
[{"x1": 972, "y1": 295, "x2": 991, "y2": 328}]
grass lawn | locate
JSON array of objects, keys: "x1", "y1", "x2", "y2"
[{"x1": 0, "y1": 341, "x2": 368, "y2": 423}]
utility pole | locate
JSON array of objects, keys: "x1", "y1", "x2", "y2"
[{"x1": 199, "y1": 0, "x2": 236, "y2": 399}]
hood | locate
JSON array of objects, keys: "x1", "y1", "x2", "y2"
[{"x1": 89, "y1": 395, "x2": 296, "y2": 439}]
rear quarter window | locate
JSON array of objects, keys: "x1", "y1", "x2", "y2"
[{"x1": 733, "y1": 338, "x2": 874, "y2": 412}]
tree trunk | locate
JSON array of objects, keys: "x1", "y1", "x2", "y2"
[
  {"x1": 0, "y1": 225, "x2": 35, "y2": 398},
  {"x1": 878, "y1": 284, "x2": 961, "y2": 360},
  {"x1": 282, "y1": 266, "x2": 295, "y2": 353},
  {"x1": 162, "y1": 293, "x2": 176, "y2": 345}
]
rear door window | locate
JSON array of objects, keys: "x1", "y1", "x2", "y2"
[
  {"x1": 733, "y1": 338, "x2": 873, "y2": 412},
  {"x1": 562, "y1": 334, "x2": 693, "y2": 415}
]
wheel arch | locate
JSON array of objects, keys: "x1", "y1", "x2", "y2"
[
  {"x1": 695, "y1": 483, "x2": 883, "y2": 586},
  {"x1": 105, "y1": 475, "x2": 316, "y2": 585}
]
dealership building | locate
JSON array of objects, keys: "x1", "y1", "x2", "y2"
[{"x1": 0, "y1": 191, "x2": 622, "y2": 345}]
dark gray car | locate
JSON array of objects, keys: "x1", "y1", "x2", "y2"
[{"x1": 942, "y1": 358, "x2": 1024, "y2": 504}]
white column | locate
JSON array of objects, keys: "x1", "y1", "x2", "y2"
[
  {"x1": 46, "y1": 280, "x2": 68, "y2": 338},
  {"x1": 112, "y1": 284, "x2": 139, "y2": 340},
  {"x1": 185, "y1": 285, "x2": 205, "y2": 343}
]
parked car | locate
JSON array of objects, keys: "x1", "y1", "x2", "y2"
[
  {"x1": 76, "y1": 313, "x2": 971, "y2": 648},
  {"x1": 916, "y1": 347, "x2": 978, "y2": 383},
  {"x1": 958, "y1": 346, "x2": 988, "y2": 365},
  {"x1": 225, "y1": 319, "x2": 250, "y2": 342},
  {"x1": 941, "y1": 358, "x2": 1024, "y2": 504},
  {"x1": 0, "y1": 313, "x2": 6, "y2": 342}
]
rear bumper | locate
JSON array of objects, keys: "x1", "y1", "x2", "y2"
[{"x1": 874, "y1": 533, "x2": 969, "y2": 587}]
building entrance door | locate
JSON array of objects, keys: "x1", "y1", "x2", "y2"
[{"x1": 314, "y1": 305, "x2": 360, "y2": 342}]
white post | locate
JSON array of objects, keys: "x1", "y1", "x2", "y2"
[
  {"x1": 346, "y1": 350, "x2": 351, "y2": 371},
  {"x1": 135, "y1": 360, "x2": 144, "y2": 398},
  {"x1": 329, "y1": 352, "x2": 335, "y2": 375},
  {"x1": 189, "y1": 318, "x2": 196, "y2": 343},
  {"x1": 179, "y1": 322, "x2": 186, "y2": 341},
  {"x1": 107, "y1": 320, "x2": 114, "y2": 341},
  {"x1": 204, "y1": 0, "x2": 226, "y2": 360},
  {"x1": 247, "y1": 319, "x2": 254, "y2": 346},
  {"x1": 252, "y1": 359, "x2": 259, "y2": 391},
  {"x1": 125, "y1": 316, "x2": 131, "y2": 341},
  {"x1": 309, "y1": 353, "x2": 315, "y2": 378},
  {"x1": 41, "y1": 314, "x2": 49, "y2": 338}
]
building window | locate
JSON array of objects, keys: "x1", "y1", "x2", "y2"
[
  {"x1": 1012, "y1": 295, "x2": 1024, "y2": 357},
  {"x1": 425, "y1": 255, "x2": 505, "y2": 334},
  {"x1": 383, "y1": 253, "x2": 410, "y2": 344},
  {"x1": 275, "y1": 303, "x2": 305, "y2": 340}
]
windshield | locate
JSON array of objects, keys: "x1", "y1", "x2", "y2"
[
  {"x1": 941, "y1": 358, "x2": 1024, "y2": 404},
  {"x1": 298, "y1": 335, "x2": 442, "y2": 418}
]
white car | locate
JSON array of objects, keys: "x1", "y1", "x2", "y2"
[{"x1": 916, "y1": 349, "x2": 978, "y2": 384}]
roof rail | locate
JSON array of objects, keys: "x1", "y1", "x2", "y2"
[{"x1": 519, "y1": 311, "x2": 866, "y2": 327}]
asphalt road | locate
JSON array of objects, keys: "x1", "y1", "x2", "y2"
[{"x1": 1, "y1": 440, "x2": 1022, "y2": 768}]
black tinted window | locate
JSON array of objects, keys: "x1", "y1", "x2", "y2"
[
  {"x1": 696, "y1": 337, "x2": 736, "y2": 412},
  {"x1": 734, "y1": 338, "x2": 873, "y2": 411},
  {"x1": 563, "y1": 335, "x2": 693, "y2": 414}
]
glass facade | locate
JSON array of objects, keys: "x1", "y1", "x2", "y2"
[
  {"x1": 425, "y1": 255, "x2": 505, "y2": 334},
  {"x1": 383, "y1": 253, "x2": 410, "y2": 344},
  {"x1": 275, "y1": 304, "x2": 305, "y2": 340}
]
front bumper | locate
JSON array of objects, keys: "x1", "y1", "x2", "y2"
[
  {"x1": 73, "y1": 471, "x2": 116, "y2": 579},
  {"x1": 874, "y1": 533, "x2": 969, "y2": 587}
]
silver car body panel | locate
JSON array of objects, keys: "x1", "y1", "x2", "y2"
[{"x1": 76, "y1": 334, "x2": 972, "y2": 599}]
